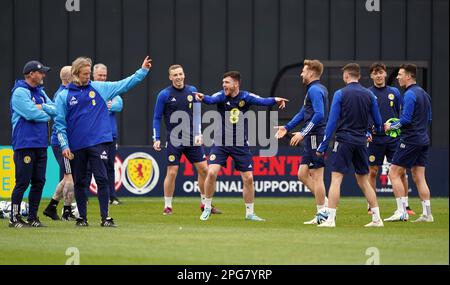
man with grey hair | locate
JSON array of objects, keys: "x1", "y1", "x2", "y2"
[
  {"x1": 93, "y1": 63, "x2": 107, "y2": 81},
  {"x1": 86, "y1": 63, "x2": 123, "y2": 205}
]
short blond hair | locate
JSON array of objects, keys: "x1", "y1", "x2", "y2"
[
  {"x1": 304, "y1": 59, "x2": 324, "y2": 77},
  {"x1": 168, "y1": 64, "x2": 183, "y2": 74},
  {"x1": 59, "y1": 66, "x2": 72, "y2": 85}
]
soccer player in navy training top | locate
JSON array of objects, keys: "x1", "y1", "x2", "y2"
[
  {"x1": 9, "y1": 60, "x2": 56, "y2": 228},
  {"x1": 153, "y1": 64, "x2": 222, "y2": 215},
  {"x1": 368, "y1": 62, "x2": 415, "y2": 218},
  {"x1": 55, "y1": 56, "x2": 151, "y2": 227},
  {"x1": 385, "y1": 64, "x2": 433, "y2": 223},
  {"x1": 274, "y1": 59, "x2": 329, "y2": 224},
  {"x1": 316, "y1": 63, "x2": 384, "y2": 228},
  {"x1": 195, "y1": 71, "x2": 289, "y2": 221},
  {"x1": 43, "y1": 66, "x2": 76, "y2": 221}
]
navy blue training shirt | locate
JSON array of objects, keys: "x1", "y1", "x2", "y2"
[
  {"x1": 389, "y1": 84, "x2": 432, "y2": 146},
  {"x1": 369, "y1": 85, "x2": 402, "y2": 144},
  {"x1": 153, "y1": 85, "x2": 201, "y2": 145},
  {"x1": 318, "y1": 82, "x2": 382, "y2": 153},
  {"x1": 285, "y1": 80, "x2": 329, "y2": 136},
  {"x1": 202, "y1": 90, "x2": 277, "y2": 146}
]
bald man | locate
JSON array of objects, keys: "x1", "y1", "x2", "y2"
[{"x1": 43, "y1": 66, "x2": 76, "y2": 221}]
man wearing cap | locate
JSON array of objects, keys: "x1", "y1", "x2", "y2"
[{"x1": 9, "y1": 60, "x2": 56, "y2": 228}]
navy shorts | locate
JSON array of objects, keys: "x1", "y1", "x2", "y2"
[
  {"x1": 329, "y1": 141, "x2": 369, "y2": 175},
  {"x1": 301, "y1": 134, "x2": 325, "y2": 169},
  {"x1": 368, "y1": 139, "x2": 398, "y2": 166},
  {"x1": 166, "y1": 143, "x2": 206, "y2": 166},
  {"x1": 392, "y1": 142, "x2": 429, "y2": 168},
  {"x1": 51, "y1": 145, "x2": 72, "y2": 181},
  {"x1": 208, "y1": 145, "x2": 253, "y2": 172}
]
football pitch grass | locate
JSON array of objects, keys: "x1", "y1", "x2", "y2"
[{"x1": 0, "y1": 197, "x2": 448, "y2": 265}]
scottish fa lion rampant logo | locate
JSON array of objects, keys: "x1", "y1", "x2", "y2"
[
  {"x1": 122, "y1": 152, "x2": 160, "y2": 195},
  {"x1": 129, "y1": 158, "x2": 152, "y2": 188}
]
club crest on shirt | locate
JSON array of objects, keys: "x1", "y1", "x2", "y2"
[
  {"x1": 187, "y1": 95, "x2": 193, "y2": 102},
  {"x1": 24, "y1": 156, "x2": 31, "y2": 164},
  {"x1": 89, "y1": 91, "x2": 96, "y2": 98},
  {"x1": 239, "y1": 100, "x2": 245, "y2": 107},
  {"x1": 369, "y1": 155, "x2": 376, "y2": 162},
  {"x1": 388, "y1": 93, "x2": 395, "y2": 100},
  {"x1": 168, "y1": 155, "x2": 176, "y2": 162},
  {"x1": 209, "y1": 154, "x2": 216, "y2": 161}
]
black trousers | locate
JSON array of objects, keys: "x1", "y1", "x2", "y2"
[{"x1": 11, "y1": 148, "x2": 47, "y2": 221}]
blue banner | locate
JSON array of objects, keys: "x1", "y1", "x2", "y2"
[
  {"x1": 1, "y1": 146, "x2": 448, "y2": 198},
  {"x1": 109, "y1": 146, "x2": 449, "y2": 198}
]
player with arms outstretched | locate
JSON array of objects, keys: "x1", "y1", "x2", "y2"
[
  {"x1": 54, "y1": 56, "x2": 151, "y2": 227},
  {"x1": 275, "y1": 59, "x2": 329, "y2": 224},
  {"x1": 195, "y1": 71, "x2": 288, "y2": 221}
]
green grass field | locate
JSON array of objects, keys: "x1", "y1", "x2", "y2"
[{"x1": 0, "y1": 197, "x2": 448, "y2": 265}]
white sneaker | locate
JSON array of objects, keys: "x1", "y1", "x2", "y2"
[
  {"x1": 303, "y1": 217, "x2": 318, "y2": 225},
  {"x1": 364, "y1": 220, "x2": 384, "y2": 227},
  {"x1": 383, "y1": 211, "x2": 409, "y2": 222},
  {"x1": 200, "y1": 207, "x2": 211, "y2": 221},
  {"x1": 317, "y1": 219, "x2": 335, "y2": 227},
  {"x1": 245, "y1": 213, "x2": 266, "y2": 221},
  {"x1": 411, "y1": 214, "x2": 434, "y2": 223}
]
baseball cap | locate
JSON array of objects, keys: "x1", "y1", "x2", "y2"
[{"x1": 23, "y1": 60, "x2": 51, "y2": 75}]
